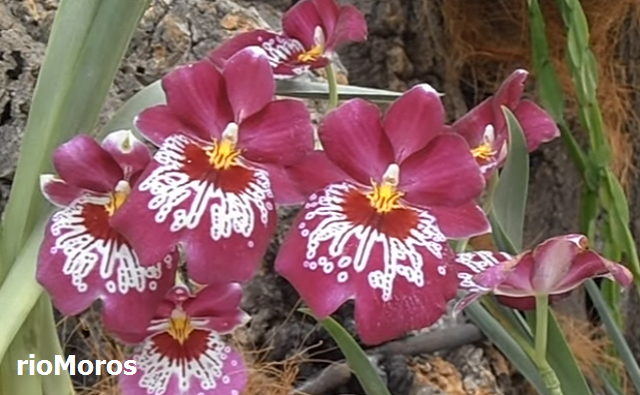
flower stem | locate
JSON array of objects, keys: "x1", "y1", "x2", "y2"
[
  {"x1": 534, "y1": 294, "x2": 564, "y2": 395},
  {"x1": 325, "y1": 63, "x2": 339, "y2": 109}
]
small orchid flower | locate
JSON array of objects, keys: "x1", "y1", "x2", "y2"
[
  {"x1": 453, "y1": 234, "x2": 633, "y2": 310},
  {"x1": 276, "y1": 85, "x2": 490, "y2": 345},
  {"x1": 448, "y1": 69, "x2": 559, "y2": 177},
  {"x1": 38, "y1": 130, "x2": 177, "y2": 336},
  {"x1": 111, "y1": 47, "x2": 314, "y2": 285},
  {"x1": 119, "y1": 283, "x2": 248, "y2": 395},
  {"x1": 209, "y1": 0, "x2": 367, "y2": 77}
]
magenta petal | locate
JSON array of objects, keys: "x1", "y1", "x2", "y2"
[
  {"x1": 400, "y1": 134, "x2": 485, "y2": 207},
  {"x1": 287, "y1": 150, "x2": 354, "y2": 196},
  {"x1": 514, "y1": 100, "x2": 560, "y2": 152},
  {"x1": 320, "y1": 99, "x2": 394, "y2": 184},
  {"x1": 449, "y1": 98, "x2": 493, "y2": 147},
  {"x1": 428, "y1": 202, "x2": 490, "y2": 239},
  {"x1": 555, "y1": 251, "x2": 633, "y2": 293},
  {"x1": 354, "y1": 249, "x2": 458, "y2": 345},
  {"x1": 183, "y1": 212, "x2": 274, "y2": 285},
  {"x1": 162, "y1": 59, "x2": 233, "y2": 140},
  {"x1": 260, "y1": 162, "x2": 308, "y2": 205},
  {"x1": 223, "y1": 47, "x2": 275, "y2": 123},
  {"x1": 275, "y1": 211, "x2": 355, "y2": 319},
  {"x1": 183, "y1": 284, "x2": 247, "y2": 333},
  {"x1": 135, "y1": 105, "x2": 191, "y2": 146},
  {"x1": 53, "y1": 135, "x2": 123, "y2": 193},
  {"x1": 101, "y1": 130, "x2": 152, "y2": 181},
  {"x1": 315, "y1": 0, "x2": 340, "y2": 39},
  {"x1": 110, "y1": 164, "x2": 182, "y2": 267},
  {"x1": 40, "y1": 175, "x2": 84, "y2": 207},
  {"x1": 327, "y1": 4, "x2": 368, "y2": 49},
  {"x1": 493, "y1": 69, "x2": 528, "y2": 111},
  {"x1": 239, "y1": 99, "x2": 314, "y2": 166},
  {"x1": 209, "y1": 30, "x2": 275, "y2": 67},
  {"x1": 530, "y1": 235, "x2": 584, "y2": 293},
  {"x1": 383, "y1": 84, "x2": 445, "y2": 162},
  {"x1": 282, "y1": 0, "x2": 323, "y2": 48}
]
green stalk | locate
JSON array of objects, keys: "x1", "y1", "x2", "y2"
[
  {"x1": 325, "y1": 63, "x2": 340, "y2": 109},
  {"x1": 534, "y1": 295, "x2": 564, "y2": 395}
]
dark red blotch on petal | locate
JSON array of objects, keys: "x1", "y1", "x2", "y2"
[{"x1": 152, "y1": 329, "x2": 210, "y2": 362}]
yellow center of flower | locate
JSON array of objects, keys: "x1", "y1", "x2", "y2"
[
  {"x1": 471, "y1": 142, "x2": 495, "y2": 161},
  {"x1": 297, "y1": 26, "x2": 326, "y2": 63},
  {"x1": 298, "y1": 44, "x2": 324, "y2": 63},
  {"x1": 207, "y1": 123, "x2": 242, "y2": 170},
  {"x1": 168, "y1": 309, "x2": 194, "y2": 345},
  {"x1": 104, "y1": 180, "x2": 131, "y2": 216},
  {"x1": 367, "y1": 164, "x2": 403, "y2": 213}
]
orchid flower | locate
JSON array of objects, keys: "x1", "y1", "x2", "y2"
[
  {"x1": 37, "y1": 130, "x2": 177, "y2": 337},
  {"x1": 276, "y1": 85, "x2": 490, "y2": 345},
  {"x1": 448, "y1": 69, "x2": 560, "y2": 177},
  {"x1": 454, "y1": 234, "x2": 633, "y2": 310},
  {"x1": 119, "y1": 283, "x2": 248, "y2": 395},
  {"x1": 111, "y1": 47, "x2": 314, "y2": 285},
  {"x1": 209, "y1": 0, "x2": 367, "y2": 77}
]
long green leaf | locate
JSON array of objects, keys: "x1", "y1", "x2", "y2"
[
  {"x1": 1, "y1": 0, "x2": 150, "y2": 273},
  {"x1": 276, "y1": 80, "x2": 403, "y2": 101},
  {"x1": 492, "y1": 107, "x2": 530, "y2": 251},
  {"x1": 526, "y1": 310, "x2": 594, "y2": 395},
  {"x1": 465, "y1": 303, "x2": 552, "y2": 395},
  {"x1": 301, "y1": 309, "x2": 392, "y2": 395},
  {"x1": 585, "y1": 280, "x2": 640, "y2": 394}
]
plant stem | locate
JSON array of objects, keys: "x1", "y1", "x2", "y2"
[
  {"x1": 535, "y1": 294, "x2": 549, "y2": 364},
  {"x1": 534, "y1": 294, "x2": 564, "y2": 395},
  {"x1": 325, "y1": 63, "x2": 339, "y2": 109}
]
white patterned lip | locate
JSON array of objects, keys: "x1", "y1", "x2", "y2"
[{"x1": 296, "y1": 182, "x2": 449, "y2": 302}]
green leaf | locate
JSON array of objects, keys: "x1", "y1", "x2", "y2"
[
  {"x1": 1, "y1": 0, "x2": 150, "y2": 274},
  {"x1": 0, "y1": 220, "x2": 46, "y2": 360},
  {"x1": 300, "y1": 309, "x2": 392, "y2": 395},
  {"x1": 102, "y1": 80, "x2": 165, "y2": 137},
  {"x1": 585, "y1": 280, "x2": 640, "y2": 394},
  {"x1": 491, "y1": 107, "x2": 530, "y2": 251},
  {"x1": 465, "y1": 303, "x2": 551, "y2": 395},
  {"x1": 526, "y1": 309, "x2": 594, "y2": 395},
  {"x1": 276, "y1": 80, "x2": 403, "y2": 102}
]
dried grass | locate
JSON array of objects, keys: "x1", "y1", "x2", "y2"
[{"x1": 442, "y1": 0, "x2": 640, "y2": 186}]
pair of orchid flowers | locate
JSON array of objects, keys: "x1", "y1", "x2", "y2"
[{"x1": 34, "y1": 0, "x2": 633, "y2": 394}]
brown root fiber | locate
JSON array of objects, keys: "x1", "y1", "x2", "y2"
[{"x1": 442, "y1": 0, "x2": 640, "y2": 185}]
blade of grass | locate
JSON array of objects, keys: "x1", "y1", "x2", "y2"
[
  {"x1": 301, "y1": 309, "x2": 392, "y2": 395},
  {"x1": 585, "y1": 280, "x2": 640, "y2": 394},
  {"x1": 276, "y1": 80, "x2": 403, "y2": 102}
]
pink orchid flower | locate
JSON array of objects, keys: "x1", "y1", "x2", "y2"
[
  {"x1": 111, "y1": 47, "x2": 314, "y2": 285},
  {"x1": 38, "y1": 130, "x2": 177, "y2": 336},
  {"x1": 276, "y1": 85, "x2": 490, "y2": 345},
  {"x1": 209, "y1": 0, "x2": 367, "y2": 77},
  {"x1": 453, "y1": 234, "x2": 633, "y2": 310},
  {"x1": 119, "y1": 283, "x2": 248, "y2": 395},
  {"x1": 448, "y1": 69, "x2": 560, "y2": 177}
]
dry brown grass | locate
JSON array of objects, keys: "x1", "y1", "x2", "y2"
[{"x1": 442, "y1": 0, "x2": 640, "y2": 187}]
